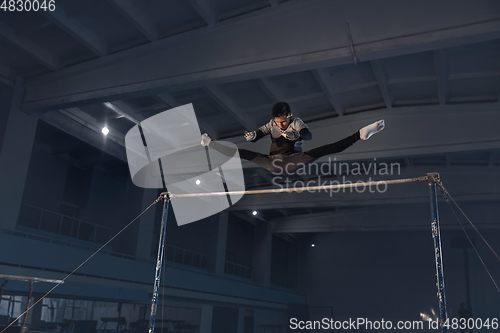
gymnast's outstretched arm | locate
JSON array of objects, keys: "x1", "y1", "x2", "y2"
[{"x1": 201, "y1": 133, "x2": 263, "y2": 161}]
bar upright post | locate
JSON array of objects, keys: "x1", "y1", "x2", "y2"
[
  {"x1": 148, "y1": 195, "x2": 169, "y2": 333},
  {"x1": 428, "y1": 173, "x2": 448, "y2": 333}
]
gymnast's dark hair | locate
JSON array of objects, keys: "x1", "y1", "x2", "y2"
[{"x1": 271, "y1": 102, "x2": 291, "y2": 118}]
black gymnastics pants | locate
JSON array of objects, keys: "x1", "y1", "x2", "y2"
[{"x1": 209, "y1": 132, "x2": 360, "y2": 174}]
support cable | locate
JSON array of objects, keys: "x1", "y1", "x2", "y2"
[
  {"x1": 0, "y1": 195, "x2": 164, "y2": 333},
  {"x1": 435, "y1": 180, "x2": 500, "y2": 294}
]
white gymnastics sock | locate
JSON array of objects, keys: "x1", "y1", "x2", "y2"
[
  {"x1": 201, "y1": 133, "x2": 212, "y2": 146},
  {"x1": 359, "y1": 120, "x2": 385, "y2": 140}
]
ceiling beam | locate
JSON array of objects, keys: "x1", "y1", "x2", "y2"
[
  {"x1": 219, "y1": 2, "x2": 274, "y2": 22},
  {"x1": 22, "y1": 0, "x2": 500, "y2": 112},
  {"x1": 103, "y1": 101, "x2": 141, "y2": 124},
  {"x1": 203, "y1": 86, "x2": 259, "y2": 131},
  {"x1": 268, "y1": 0, "x2": 279, "y2": 6},
  {"x1": 404, "y1": 158, "x2": 414, "y2": 168},
  {"x1": 103, "y1": 101, "x2": 188, "y2": 149},
  {"x1": 39, "y1": 111, "x2": 127, "y2": 163},
  {"x1": 42, "y1": 9, "x2": 108, "y2": 57},
  {"x1": 258, "y1": 78, "x2": 284, "y2": 102},
  {"x1": 334, "y1": 81, "x2": 379, "y2": 94},
  {"x1": 256, "y1": 79, "x2": 279, "y2": 103},
  {"x1": 445, "y1": 154, "x2": 452, "y2": 167},
  {"x1": 312, "y1": 69, "x2": 344, "y2": 116},
  {"x1": 0, "y1": 76, "x2": 14, "y2": 88},
  {"x1": 105, "y1": 0, "x2": 159, "y2": 41},
  {"x1": 489, "y1": 151, "x2": 498, "y2": 167},
  {"x1": 0, "y1": 61, "x2": 16, "y2": 79},
  {"x1": 389, "y1": 77, "x2": 435, "y2": 84},
  {"x1": 156, "y1": 93, "x2": 178, "y2": 108},
  {"x1": 449, "y1": 71, "x2": 500, "y2": 80},
  {"x1": 393, "y1": 98, "x2": 440, "y2": 106},
  {"x1": 370, "y1": 60, "x2": 393, "y2": 108},
  {"x1": 258, "y1": 78, "x2": 303, "y2": 117},
  {"x1": 0, "y1": 62, "x2": 15, "y2": 87},
  {"x1": 0, "y1": 22, "x2": 60, "y2": 70},
  {"x1": 187, "y1": 0, "x2": 217, "y2": 26},
  {"x1": 17, "y1": 20, "x2": 53, "y2": 35},
  {"x1": 433, "y1": 49, "x2": 449, "y2": 105},
  {"x1": 214, "y1": 91, "x2": 326, "y2": 116}
]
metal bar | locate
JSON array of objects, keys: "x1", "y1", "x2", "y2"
[
  {"x1": 428, "y1": 173, "x2": 448, "y2": 333},
  {"x1": 0, "y1": 275, "x2": 64, "y2": 284},
  {"x1": 20, "y1": 281, "x2": 33, "y2": 333},
  {"x1": 148, "y1": 198, "x2": 170, "y2": 333},
  {"x1": 161, "y1": 176, "x2": 428, "y2": 198},
  {"x1": 0, "y1": 280, "x2": 7, "y2": 306},
  {"x1": 7, "y1": 296, "x2": 12, "y2": 318},
  {"x1": 345, "y1": 23, "x2": 358, "y2": 65}
]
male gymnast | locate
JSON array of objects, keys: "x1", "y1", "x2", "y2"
[{"x1": 201, "y1": 102, "x2": 384, "y2": 174}]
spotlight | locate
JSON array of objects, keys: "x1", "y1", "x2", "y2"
[
  {"x1": 311, "y1": 244, "x2": 315, "y2": 247},
  {"x1": 195, "y1": 179, "x2": 201, "y2": 185},
  {"x1": 102, "y1": 127, "x2": 109, "y2": 135},
  {"x1": 252, "y1": 211, "x2": 257, "y2": 216}
]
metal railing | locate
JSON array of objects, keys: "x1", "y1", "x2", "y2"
[
  {"x1": 224, "y1": 261, "x2": 252, "y2": 279},
  {"x1": 17, "y1": 203, "x2": 111, "y2": 245},
  {"x1": 165, "y1": 244, "x2": 209, "y2": 270},
  {"x1": 152, "y1": 239, "x2": 209, "y2": 270},
  {"x1": 0, "y1": 227, "x2": 140, "y2": 263},
  {"x1": 271, "y1": 275, "x2": 295, "y2": 289}
]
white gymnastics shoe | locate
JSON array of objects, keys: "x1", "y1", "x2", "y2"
[
  {"x1": 201, "y1": 133, "x2": 212, "y2": 146},
  {"x1": 360, "y1": 120, "x2": 385, "y2": 140}
]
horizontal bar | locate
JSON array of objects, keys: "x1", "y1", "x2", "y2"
[{"x1": 162, "y1": 176, "x2": 430, "y2": 199}]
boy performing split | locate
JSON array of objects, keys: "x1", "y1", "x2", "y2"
[{"x1": 201, "y1": 102, "x2": 385, "y2": 174}]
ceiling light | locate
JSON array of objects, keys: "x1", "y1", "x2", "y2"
[
  {"x1": 195, "y1": 179, "x2": 201, "y2": 185},
  {"x1": 252, "y1": 211, "x2": 257, "y2": 216},
  {"x1": 102, "y1": 127, "x2": 109, "y2": 135},
  {"x1": 311, "y1": 244, "x2": 315, "y2": 247}
]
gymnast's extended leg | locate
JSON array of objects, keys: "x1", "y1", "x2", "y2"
[
  {"x1": 277, "y1": 120, "x2": 385, "y2": 173},
  {"x1": 306, "y1": 119, "x2": 385, "y2": 158}
]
